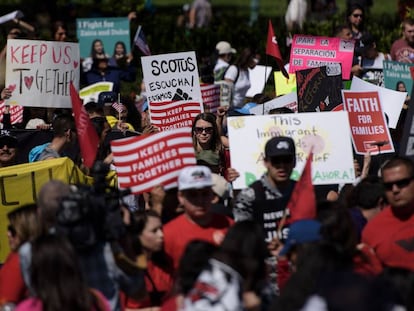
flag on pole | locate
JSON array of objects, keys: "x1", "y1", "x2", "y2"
[
  {"x1": 133, "y1": 25, "x2": 151, "y2": 56},
  {"x1": 266, "y1": 20, "x2": 289, "y2": 79},
  {"x1": 286, "y1": 152, "x2": 316, "y2": 222},
  {"x1": 70, "y1": 83, "x2": 100, "y2": 168}
]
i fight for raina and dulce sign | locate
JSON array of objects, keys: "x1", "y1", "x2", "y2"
[{"x1": 5, "y1": 39, "x2": 80, "y2": 109}]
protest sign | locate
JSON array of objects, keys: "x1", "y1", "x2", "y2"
[
  {"x1": 111, "y1": 128, "x2": 196, "y2": 194},
  {"x1": 350, "y1": 76, "x2": 406, "y2": 129},
  {"x1": 250, "y1": 92, "x2": 298, "y2": 115},
  {"x1": 383, "y1": 60, "x2": 414, "y2": 100},
  {"x1": 141, "y1": 51, "x2": 203, "y2": 130},
  {"x1": 296, "y1": 65, "x2": 343, "y2": 112},
  {"x1": 200, "y1": 83, "x2": 220, "y2": 113},
  {"x1": 79, "y1": 82, "x2": 114, "y2": 104},
  {"x1": 5, "y1": 39, "x2": 80, "y2": 108},
  {"x1": 0, "y1": 10, "x2": 23, "y2": 25},
  {"x1": 76, "y1": 17, "x2": 130, "y2": 58},
  {"x1": 342, "y1": 90, "x2": 394, "y2": 155},
  {"x1": 289, "y1": 35, "x2": 354, "y2": 79},
  {"x1": 274, "y1": 71, "x2": 296, "y2": 96},
  {"x1": 0, "y1": 157, "x2": 116, "y2": 262},
  {"x1": 246, "y1": 65, "x2": 272, "y2": 98},
  {"x1": 227, "y1": 111, "x2": 355, "y2": 189}
]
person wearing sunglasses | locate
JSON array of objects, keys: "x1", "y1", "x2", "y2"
[
  {"x1": 0, "y1": 131, "x2": 18, "y2": 168},
  {"x1": 192, "y1": 112, "x2": 239, "y2": 182},
  {"x1": 391, "y1": 17, "x2": 414, "y2": 63},
  {"x1": 0, "y1": 204, "x2": 40, "y2": 308},
  {"x1": 362, "y1": 156, "x2": 414, "y2": 271}
]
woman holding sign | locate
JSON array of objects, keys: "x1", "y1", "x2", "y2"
[{"x1": 192, "y1": 112, "x2": 239, "y2": 182}]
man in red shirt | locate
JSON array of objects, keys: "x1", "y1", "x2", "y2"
[
  {"x1": 163, "y1": 165, "x2": 233, "y2": 270},
  {"x1": 362, "y1": 156, "x2": 414, "y2": 270}
]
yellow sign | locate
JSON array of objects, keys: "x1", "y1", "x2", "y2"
[
  {"x1": 0, "y1": 157, "x2": 117, "y2": 262},
  {"x1": 274, "y1": 71, "x2": 296, "y2": 96}
]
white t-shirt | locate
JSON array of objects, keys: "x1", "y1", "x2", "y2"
[{"x1": 224, "y1": 65, "x2": 251, "y2": 108}]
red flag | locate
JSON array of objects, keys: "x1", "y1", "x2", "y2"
[
  {"x1": 286, "y1": 152, "x2": 316, "y2": 222},
  {"x1": 70, "y1": 83, "x2": 100, "y2": 168},
  {"x1": 266, "y1": 20, "x2": 289, "y2": 79}
]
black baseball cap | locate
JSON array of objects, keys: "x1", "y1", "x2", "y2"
[
  {"x1": 0, "y1": 132, "x2": 18, "y2": 148},
  {"x1": 265, "y1": 136, "x2": 295, "y2": 158}
]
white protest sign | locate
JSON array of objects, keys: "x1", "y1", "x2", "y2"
[
  {"x1": 250, "y1": 92, "x2": 298, "y2": 115},
  {"x1": 5, "y1": 39, "x2": 80, "y2": 108},
  {"x1": 246, "y1": 65, "x2": 273, "y2": 98},
  {"x1": 0, "y1": 10, "x2": 23, "y2": 25},
  {"x1": 350, "y1": 76, "x2": 405, "y2": 129},
  {"x1": 141, "y1": 51, "x2": 202, "y2": 104},
  {"x1": 227, "y1": 111, "x2": 355, "y2": 189}
]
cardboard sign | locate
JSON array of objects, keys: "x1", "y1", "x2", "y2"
[
  {"x1": 76, "y1": 17, "x2": 130, "y2": 58},
  {"x1": 200, "y1": 83, "x2": 220, "y2": 113},
  {"x1": 350, "y1": 76, "x2": 406, "y2": 129},
  {"x1": 227, "y1": 111, "x2": 355, "y2": 189},
  {"x1": 111, "y1": 128, "x2": 196, "y2": 194},
  {"x1": 342, "y1": 90, "x2": 394, "y2": 155},
  {"x1": 249, "y1": 92, "x2": 298, "y2": 115},
  {"x1": 296, "y1": 65, "x2": 343, "y2": 112},
  {"x1": 289, "y1": 35, "x2": 354, "y2": 79},
  {"x1": 141, "y1": 51, "x2": 203, "y2": 130},
  {"x1": 5, "y1": 39, "x2": 80, "y2": 108}
]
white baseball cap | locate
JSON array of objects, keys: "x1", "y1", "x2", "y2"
[
  {"x1": 178, "y1": 166, "x2": 214, "y2": 191},
  {"x1": 216, "y1": 41, "x2": 236, "y2": 55}
]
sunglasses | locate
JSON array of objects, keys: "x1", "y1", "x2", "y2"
[
  {"x1": 7, "y1": 225, "x2": 16, "y2": 237},
  {"x1": 352, "y1": 14, "x2": 363, "y2": 18},
  {"x1": 0, "y1": 141, "x2": 17, "y2": 148},
  {"x1": 194, "y1": 127, "x2": 213, "y2": 134},
  {"x1": 383, "y1": 177, "x2": 414, "y2": 191},
  {"x1": 270, "y1": 155, "x2": 294, "y2": 166}
]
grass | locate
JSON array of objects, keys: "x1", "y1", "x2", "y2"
[{"x1": 151, "y1": 0, "x2": 398, "y2": 17}]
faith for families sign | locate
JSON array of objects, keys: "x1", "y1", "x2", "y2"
[
  {"x1": 76, "y1": 17, "x2": 130, "y2": 58},
  {"x1": 5, "y1": 39, "x2": 80, "y2": 108},
  {"x1": 110, "y1": 128, "x2": 196, "y2": 194},
  {"x1": 289, "y1": 35, "x2": 354, "y2": 79},
  {"x1": 342, "y1": 90, "x2": 394, "y2": 155},
  {"x1": 141, "y1": 51, "x2": 203, "y2": 131},
  {"x1": 227, "y1": 111, "x2": 355, "y2": 189}
]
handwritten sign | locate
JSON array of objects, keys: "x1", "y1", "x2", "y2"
[
  {"x1": 142, "y1": 51, "x2": 203, "y2": 130},
  {"x1": 227, "y1": 112, "x2": 355, "y2": 189},
  {"x1": 289, "y1": 35, "x2": 354, "y2": 79},
  {"x1": 5, "y1": 39, "x2": 80, "y2": 108},
  {"x1": 111, "y1": 128, "x2": 196, "y2": 194},
  {"x1": 342, "y1": 90, "x2": 394, "y2": 155},
  {"x1": 76, "y1": 17, "x2": 130, "y2": 58}
]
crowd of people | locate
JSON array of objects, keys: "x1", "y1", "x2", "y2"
[{"x1": 2, "y1": 1, "x2": 414, "y2": 311}]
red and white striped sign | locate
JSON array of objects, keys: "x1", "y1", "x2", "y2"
[
  {"x1": 200, "y1": 83, "x2": 220, "y2": 113},
  {"x1": 0, "y1": 101, "x2": 23, "y2": 124},
  {"x1": 111, "y1": 127, "x2": 197, "y2": 194},
  {"x1": 149, "y1": 100, "x2": 201, "y2": 131}
]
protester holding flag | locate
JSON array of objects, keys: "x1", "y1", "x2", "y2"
[{"x1": 224, "y1": 48, "x2": 258, "y2": 108}]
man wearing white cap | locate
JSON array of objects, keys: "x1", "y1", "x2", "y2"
[
  {"x1": 163, "y1": 165, "x2": 233, "y2": 270},
  {"x1": 214, "y1": 41, "x2": 236, "y2": 81}
]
